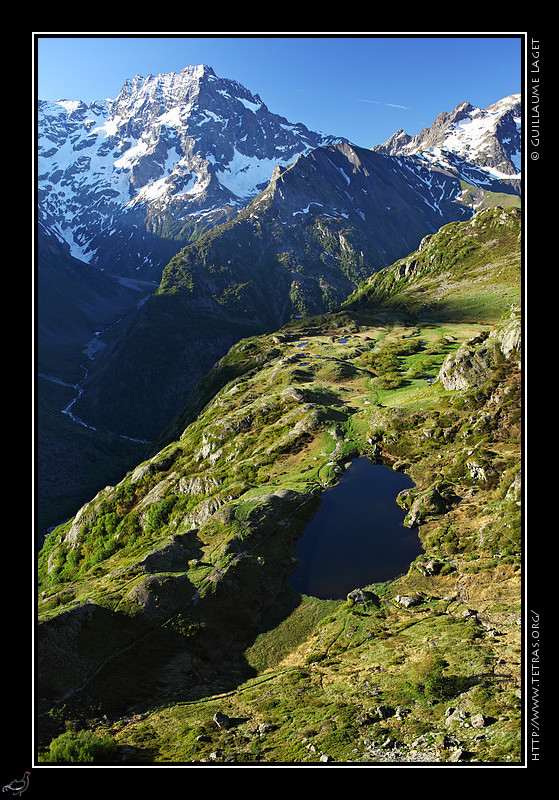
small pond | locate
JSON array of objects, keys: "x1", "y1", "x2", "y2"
[{"x1": 290, "y1": 457, "x2": 422, "y2": 600}]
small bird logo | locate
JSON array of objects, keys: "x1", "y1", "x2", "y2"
[{"x1": 2, "y1": 773, "x2": 30, "y2": 797}]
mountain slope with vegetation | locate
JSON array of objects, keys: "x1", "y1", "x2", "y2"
[
  {"x1": 69, "y1": 141, "x2": 473, "y2": 442},
  {"x1": 37, "y1": 207, "x2": 522, "y2": 765},
  {"x1": 36, "y1": 80, "x2": 521, "y2": 543}
]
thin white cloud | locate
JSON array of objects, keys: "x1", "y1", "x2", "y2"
[{"x1": 357, "y1": 98, "x2": 409, "y2": 110}]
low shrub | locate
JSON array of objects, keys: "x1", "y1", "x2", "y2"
[
  {"x1": 47, "y1": 729, "x2": 118, "y2": 763},
  {"x1": 403, "y1": 651, "x2": 464, "y2": 703}
]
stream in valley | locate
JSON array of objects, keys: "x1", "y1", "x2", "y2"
[{"x1": 39, "y1": 277, "x2": 157, "y2": 445}]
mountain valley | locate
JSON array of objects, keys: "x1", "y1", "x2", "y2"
[
  {"x1": 37, "y1": 206, "x2": 522, "y2": 764},
  {"x1": 36, "y1": 71, "x2": 521, "y2": 536},
  {"x1": 36, "y1": 65, "x2": 523, "y2": 765}
]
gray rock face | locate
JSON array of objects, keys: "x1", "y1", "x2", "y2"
[
  {"x1": 347, "y1": 588, "x2": 378, "y2": 605},
  {"x1": 437, "y1": 309, "x2": 521, "y2": 392},
  {"x1": 399, "y1": 483, "x2": 457, "y2": 528},
  {"x1": 437, "y1": 335, "x2": 499, "y2": 391}
]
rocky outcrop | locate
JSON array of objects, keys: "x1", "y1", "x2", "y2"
[
  {"x1": 61, "y1": 484, "x2": 118, "y2": 547},
  {"x1": 127, "y1": 573, "x2": 193, "y2": 620},
  {"x1": 490, "y1": 307, "x2": 522, "y2": 358},
  {"x1": 398, "y1": 483, "x2": 458, "y2": 528},
  {"x1": 37, "y1": 602, "x2": 150, "y2": 703},
  {"x1": 135, "y1": 533, "x2": 193, "y2": 573},
  {"x1": 437, "y1": 333, "x2": 498, "y2": 391},
  {"x1": 437, "y1": 310, "x2": 521, "y2": 392},
  {"x1": 347, "y1": 588, "x2": 379, "y2": 606}
]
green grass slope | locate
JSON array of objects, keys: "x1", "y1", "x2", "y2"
[{"x1": 37, "y1": 207, "x2": 522, "y2": 765}]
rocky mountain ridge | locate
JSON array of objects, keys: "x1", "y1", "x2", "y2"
[
  {"x1": 38, "y1": 66, "x2": 520, "y2": 283},
  {"x1": 69, "y1": 139, "x2": 476, "y2": 442},
  {"x1": 373, "y1": 94, "x2": 521, "y2": 195}
]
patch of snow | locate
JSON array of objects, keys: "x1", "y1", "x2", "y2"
[
  {"x1": 238, "y1": 96, "x2": 262, "y2": 113},
  {"x1": 57, "y1": 99, "x2": 83, "y2": 115},
  {"x1": 217, "y1": 148, "x2": 287, "y2": 198}
]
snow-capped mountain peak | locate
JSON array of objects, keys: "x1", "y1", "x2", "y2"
[
  {"x1": 110, "y1": 65, "x2": 217, "y2": 123},
  {"x1": 38, "y1": 65, "x2": 337, "y2": 275},
  {"x1": 373, "y1": 93, "x2": 521, "y2": 186},
  {"x1": 38, "y1": 68, "x2": 520, "y2": 280}
]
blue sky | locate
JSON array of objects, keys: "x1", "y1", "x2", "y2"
[{"x1": 35, "y1": 34, "x2": 524, "y2": 148}]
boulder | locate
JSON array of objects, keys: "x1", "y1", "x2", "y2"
[
  {"x1": 394, "y1": 594, "x2": 421, "y2": 608},
  {"x1": 437, "y1": 338, "x2": 495, "y2": 391},
  {"x1": 347, "y1": 588, "x2": 379, "y2": 606},
  {"x1": 376, "y1": 705, "x2": 394, "y2": 720},
  {"x1": 213, "y1": 711, "x2": 231, "y2": 729},
  {"x1": 466, "y1": 456, "x2": 498, "y2": 485},
  {"x1": 416, "y1": 559, "x2": 442, "y2": 576},
  {"x1": 506, "y1": 470, "x2": 522, "y2": 503},
  {"x1": 437, "y1": 312, "x2": 521, "y2": 393}
]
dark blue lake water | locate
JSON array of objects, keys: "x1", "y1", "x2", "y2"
[{"x1": 290, "y1": 457, "x2": 422, "y2": 599}]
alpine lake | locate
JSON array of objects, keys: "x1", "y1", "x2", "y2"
[{"x1": 290, "y1": 457, "x2": 422, "y2": 600}]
